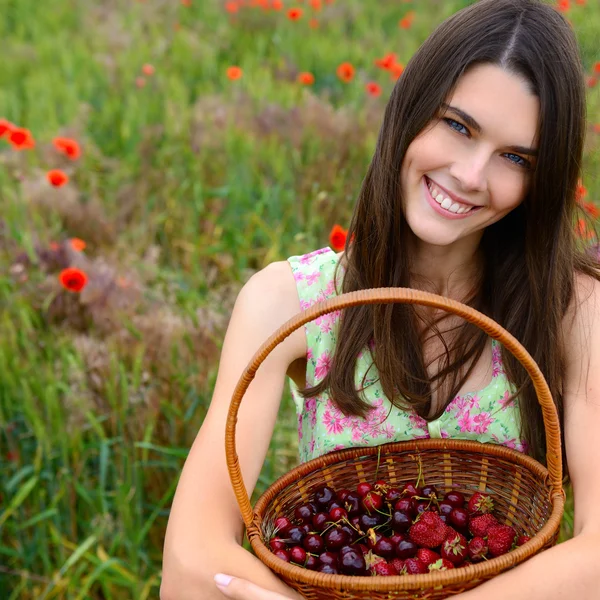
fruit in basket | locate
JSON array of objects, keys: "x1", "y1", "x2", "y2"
[{"x1": 267, "y1": 479, "x2": 529, "y2": 576}]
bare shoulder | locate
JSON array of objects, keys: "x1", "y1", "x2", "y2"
[{"x1": 237, "y1": 259, "x2": 307, "y2": 366}]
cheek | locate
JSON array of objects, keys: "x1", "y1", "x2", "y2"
[{"x1": 492, "y1": 174, "x2": 529, "y2": 212}]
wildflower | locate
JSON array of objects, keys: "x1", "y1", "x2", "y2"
[
  {"x1": 575, "y1": 218, "x2": 595, "y2": 240},
  {"x1": 287, "y1": 7, "x2": 303, "y2": 20},
  {"x1": 271, "y1": 0, "x2": 283, "y2": 10},
  {"x1": 0, "y1": 118, "x2": 15, "y2": 138},
  {"x1": 556, "y1": 0, "x2": 570, "y2": 10},
  {"x1": 336, "y1": 62, "x2": 355, "y2": 83},
  {"x1": 46, "y1": 169, "x2": 69, "y2": 187},
  {"x1": 374, "y1": 53, "x2": 397, "y2": 70},
  {"x1": 581, "y1": 202, "x2": 599, "y2": 220},
  {"x1": 59, "y1": 267, "x2": 89, "y2": 292},
  {"x1": 587, "y1": 76, "x2": 597, "y2": 88},
  {"x1": 399, "y1": 10, "x2": 415, "y2": 29},
  {"x1": 594, "y1": 62, "x2": 600, "y2": 75},
  {"x1": 309, "y1": 18, "x2": 319, "y2": 28},
  {"x1": 329, "y1": 224, "x2": 348, "y2": 251},
  {"x1": 69, "y1": 238, "x2": 86, "y2": 252},
  {"x1": 310, "y1": 0, "x2": 322, "y2": 10},
  {"x1": 366, "y1": 82, "x2": 382, "y2": 97},
  {"x1": 390, "y1": 62, "x2": 404, "y2": 80},
  {"x1": 226, "y1": 66, "x2": 243, "y2": 80},
  {"x1": 575, "y1": 180, "x2": 587, "y2": 202},
  {"x1": 142, "y1": 63, "x2": 155, "y2": 76},
  {"x1": 8, "y1": 127, "x2": 35, "y2": 150},
  {"x1": 181, "y1": 0, "x2": 192, "y2": 5},
  {"x1": 594, "y1": 124, "x2": 600, "y2": 134},
  {"x1": 53, "y1": 137, "x2": 81, "y2": 160},
  {"x1": 297, "y1": 72, "x2": 315, "y2": 85},
  {"x1": 136, "y1": 76, "x2": 146, "y2": 88},
  {"x1": 225, "y1": 1, "x2": 239, "y2": 12}
]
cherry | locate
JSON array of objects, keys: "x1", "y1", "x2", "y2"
[
  {"x1": 274, "y1": 517, "x2": 292, "y2": 532},
  {"x1": 330, "y1": 506, "x2": 348, "y2": 521},
  {"x1": 421, "y1": 485, "x2": 438, "y2": 500},
  {"x1": 396, "y1": 539, "x2": 419, "y2": 559},
  {"x1": 339, "y1": 523, "x2": 358, "y2": 544},
  {"x1": 374, "y1": 537, "x2": 396, "y2": 559},
  {"x1": 273, "y1": 549, "x2": 291, "y2": 562},
  {"x1": 303, "y1": 533, "x2": 325, "y2": 554},
  {"x1": 312, "y1": 512, "x2": 329, "y2": 532},
  {"x1": 319, "y1": 551, "x2": 340, "y2": 567},
  {"x1": 314, "y1": 486, "x2": 335, "y2": 508},
  {"x1": 444, "y1": 491, "x2": 466, "y2": 508},
  {"x1": 340, "y1": 548, "x2": 368, "y2": 576},
  {"x1": 394, "y1": 498, "x2": 416, "y2": 516},
  {"x1": 344, "y1": 493, "x2": 362, "y2": 516},
  {"x1": 357, "y1": 482, "x2": 373, "y2": 498},
  {"x1": 415, "y1": 501, "x2": 430, "y2": 515},
  {"x1": 366, "y1": 530, "x2": 384, "y2": 551},
  {"x1": 401, "y1": 483, "x2": 421, "y2": 497},
  {"x1": 390, "y1": 533, "x2": 405, "y2": 545},
  {"x1": 450, "y1": 507, "x2": 470, "y2": 530},
  {"x1": 359, "y1": 512, "x2": 383, "y2": 531},
  {"x1": 438, "y1": 502, "x2": 454, "y2": 517},
  {"x1": 283, "y1": 525, "x2": 305, "y2": 545},
  {"x1": 305, "y1": 555, "x2": 319, "y2": 570},
  {"x1": 294, "y1": 504, "x2": 314, "y2": 524},
  {"x1": 290, "y1": 546, "x2": 307, "y2": 565},
  {"x1": 336, "y1": 488, "x2": 351, "y2": 503},
  {"x1": 391, "y1": 510, "x2": 412, "y2": 532},
  {"x1": 324, "y1": 527, "x2": 350, "y2": 551},
  {"x1": 439, "y1": 514, "x2": 449, "y2": 524},
  {"x1": 269, "y1": 538, "x2": 286, "y2": 552},
  {"x1": 362, "y1": 491, "x2": 383, "y2": 512},
  {"x1": 318, "y1": 564, "x2": 339, "y2": 574}
]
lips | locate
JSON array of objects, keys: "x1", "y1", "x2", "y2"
[{"x1": 425, "y1": 176, "x2": 480, "y2": 208}]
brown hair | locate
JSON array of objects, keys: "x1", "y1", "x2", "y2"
[{"x1": 295, "y1": 0, "x2": 600, "y2": 473}]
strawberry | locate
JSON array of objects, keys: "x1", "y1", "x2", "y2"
[
  {"x1": 441, "y1": 530, "x2": 468, "y2": 565},
  {"x1": 487, "y1": 525, "x2": 517, "y2": 557},
  {"x1": 416, "y1": 548, "x2": 441, "y2": 567},
  {"x1": 372, "y1": 561, "x2": 398, "y2": 576},
  {"x1": 468, "y1": 537, "x2": 488, "y2": 562},
  {"x1": 404, "y1": 557, "x2": 428, "y2": 574},
  {"x1": 391, "y1": 558, "x2": 405, "y2": 573},
  {"x1": 467, "y1": 492, "x2": 494, "y2": 516},
  {"x1": 516, "y1": 535, "x2": 531, "y2": 546},
  {"x1": 428, "y1": 558, "x2": 455, "y2": 571},
  {"x1": 469, "y1": 514, "x2": 498, "y2": 538},
  {"x1": 409, "y1": 511, "x2": 448, "y2": 548}
]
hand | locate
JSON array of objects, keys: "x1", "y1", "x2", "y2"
[{"x1": 214, "y1": 574, "x2": 303, "y2": 600}]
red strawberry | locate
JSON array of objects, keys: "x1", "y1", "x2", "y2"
[
  {"x1": 487, "y1": 525, "x2": 517, "y2": 557},
  {"x1": 468, "y1": 537, "x2": 488, "y2": 562},
  {"x1": 404, "y1": 557, "x2": 428, "y2": 574},
  {"x1": 441, "y1": 530, "x2": 468, "y2": 565},
  {"x1": 516, "y1": 535, "x2": 531, "y2": 546},
  {"x1": 467, "y1": 492, "x2": 494, "y2": 516},
  {"x1": 372, "y1": 561, "x2": 398, "y2": 576},
  {"x1": 409, "y1": 511, "x2": 448, "y2": 548},
  {"x1": 469, "y1": 514, "x2": 498, "y2": 538},
  {"x1": 391, "y1": 558, "x2": 405, "y2": 573},
  {"x1": 428, "y1": 558, "x2": 455, "y2": 571},
  {"x1": 416, "y1": 548, "x2": 441, "y2": 567}
]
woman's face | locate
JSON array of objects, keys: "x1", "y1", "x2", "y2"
[{"x1": 400, "y1": 63, "x2": 540, "y2": 249}]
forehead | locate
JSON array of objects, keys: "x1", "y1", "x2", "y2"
[{"x1": 446, "y1": 64, "x2": 540, "y2": 146}]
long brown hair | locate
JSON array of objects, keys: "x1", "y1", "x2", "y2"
[{"x1": 295, "y1": 0, "x2": 600, "y2": 472}]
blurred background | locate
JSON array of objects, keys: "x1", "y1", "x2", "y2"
[{"x1": 0, "y1": 0, "x2": 598, "y2": 597}]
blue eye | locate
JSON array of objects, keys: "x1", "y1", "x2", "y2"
[
  {"x1": 443, "y1": 117, "x2": 469, "y2": 136},
  {"x1": 504, "y1": 153, "x2": 531, "y2": 168}
]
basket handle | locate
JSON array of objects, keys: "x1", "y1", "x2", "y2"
[{"x1": 225, "y1": 287, "x2": 563, "y2": 528}]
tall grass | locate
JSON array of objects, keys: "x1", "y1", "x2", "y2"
[{"x1": 0, "y1": 0, "x2": 598, "y2": 597}]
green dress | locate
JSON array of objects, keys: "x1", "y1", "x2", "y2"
[{"x1": 286, "y1": 246, "x2": 528, "y2": 463}]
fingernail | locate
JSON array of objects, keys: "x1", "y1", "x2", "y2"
[{"x1": 214, "y1": 573, "x2": 234, "y2": 588}]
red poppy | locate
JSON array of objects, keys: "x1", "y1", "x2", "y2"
[
  {"x1": 287, "y1": 7, "x2": 303, "y2": 20},
  {"x1": 271, "y1": 0, "x2": 283, "y2": 9},
  {"x1": 556, "y1": 0, "x2": 570, "y2": 11},
  {"x1": 366, "y1": 82, "x2": 382, "y2": 97},
  {"x1": 575, "y1": 0, "x2": 585, "y2": 4},
  {"x1": 225, "y1": 1, "x2": 239, "y2": 12},
  {"x1": 0, "y1": 118, "x2": 15, "y2": 138},
  {"x1": 399, "y1": 11, "x2": 415, "y2": 29},
  {"x1": 181, "y1": 0, "x2": 192, "y2": 5},
  {"x1": 587, "y1": 76, "x2": 597, "y2": 88},
  {"x1": 8, "y1": 127, "x2": 35, "y2": 150},
  {"x1": 226, "y1": 66, "x2": 243, "y2": 80},
  {"x1": 581, "y1": 202, "x2": 599, "y2": 220},
  {"x1": 70, "y1": 238, "x2": 86, "y2": 252},
  {"x1": 297, "y1": 72, "x2": 315, "y2": 85},
  {"x1": 375, "y1": 53, "x2": 397, "y2": 70},
  {"x1": 309, "y1": 18, "x2": 319, "y2": 29},
  {"x1": 390, "y1": 62, "x2": 404, "y2": 81},
  {"x1": 594, "y1": 124, "x2": 600, "y2": 134},
  {"x1": 46, "y1": 169, "x2": 69, "y2": 187},
  {"x1": 309, "y1": 0, "x2": 322, "y2": 10},
  {"x1": 576, "y1": 180, "x2": 587, "y2": 202},
  {"x1": 142, "y1": 63, "x2": 155, "y2": 76},
  {"x1": 336, "y1": 62, "x2": 355, "y2": 83},
  {"x1": 53, "y1": 137, "x2": 81, "y2": 160},
  {"x1": 329, "y1": 224, "x2": 348, "y2": 251},
  {"x1": 594, "y1": 62, "x2": 600, "y2": 75},
  {"x1": 59, "y1": 268, "x2": 89, "y2": 292}
]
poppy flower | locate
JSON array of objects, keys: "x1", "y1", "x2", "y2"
[
  {"x1": 329, "y1": 224, "x2": 348, "y2": 251},
  {"x1": 576, "y1": 180, "x2": 587, "y2": 202},
  {"x1": 136, "y1": 77, "x2": 147, "y2": 88},
  {"x1": 309, "y1": 0, "x2": 322, "y2": 10},
  {"x1": 556, "y1": 0, "x2": 570, "y2": 10},
  {"x1": 53, "y1": 137, "x2": 81, "y2": 160},
  {"x1": 70, "y1": 238, "x2": 86, "y2": 252},
  {"x1": 587, "y1": 76, "x2": 597, "y2": 88},
  {"x1": 0, "y1": 118, "x2": 15, "y2": 138},
  {"x1": 59, "y1": 268, "x2": 89, "y2": 292},
  {"x1": 309, "y1": 18, "x2": 319, "y2": 28},
  {"x1": 581, "y1": 202, "x2": 599, "y2": 220},
  {"x1": 594, "y1": 62, "x2": 600, "y2": 75},
  {"x1": 390, "y1": 62, "x2": 404, "y2": 80},
  {"x1": 8, "y1": 127, "x2": 35, "y2": 150},
  {"x1": 271, "y1": 0, "x2": 283, "y2": 10},
  {"x1": 226, "y1": 66, "x2": 243, "y2": 80},
  {"x1": 366, "y1": 82, "x2": 382, "y2": 97},
  {"x1": 46, "y1": 170, "x2": 69, "y2": 187},
  {"x1": 375, "y1": 53, "x2": 397, "y2": 70},
  {"x1": 594, "y1": 124, "x2": 600, "y2": 134},
  {"x1": 181, "y1": 0, "x2": 192, "y2": 5},
  {"x1": 142, "y1": 63, "x2": 155, "y2": 76},
  {"x1": 399, "y1": 10, "x2": 415, "y2": 29},
  {"x1": 225, "y1": 1, "x2": 239, "y2": 12},
  {"x1": 297, "y1": 72, "x2": 315, "y2": 85},
  {"x1": 287, "y1": 7, "x2": 303, "y2": 20},
  {"x1": 336, "y1": 62, "x2": 355, "y2": 83}
]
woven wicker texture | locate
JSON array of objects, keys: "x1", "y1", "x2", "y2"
[{"x1": 225, "y1": 288, "x2": 565, "y2": 598}]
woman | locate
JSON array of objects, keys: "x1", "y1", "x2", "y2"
[{"x1": 161, "y1": 0, "x2": 600, "y2": 598}]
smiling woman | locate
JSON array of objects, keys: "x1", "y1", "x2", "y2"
[{"x1": 161, "y1": 1, "x2": 600, "y2": 599}]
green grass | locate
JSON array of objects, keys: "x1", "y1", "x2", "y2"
[{"x1": 0, "y1": 0, "x2": 597, "y2": 597}]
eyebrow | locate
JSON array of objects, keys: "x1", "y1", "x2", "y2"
[{"x1": 440, "y1": 103, "x2": 539, "y2": 157}]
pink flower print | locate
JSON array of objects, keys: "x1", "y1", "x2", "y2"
[
  {"x1": 381, "y1": 423, "x2": 396, "y2": 439},
  {"x1": 293, "y1": 270, "x2": 305, "y2": 282},
  {"x1": 458, "y1": 411, "x2": 476, "y2": 433},
  {"x1": 305, "y1": 397, "x2": 318, "y2": 427},
  {"x1": 300, "y1": 299, "x2": 312, "y2": 311},
  {"x1": 315, "y1": 311, "x2": 339, "y2": 334},
  {"x1": 305, "y1": 271, "x2": 320, "y2": 287},
  {"x1": 498, "y1": 390, "x2": 513, "y2": 411},
  {"x1": 306, "y1": 346, "x2": 314, "y2": 361},
  {"x1": 451, "y1": 395, "x2": 470, "y2": 415},
  {"x1": 440, "y1": 429, "x2": 450, "y2": 439},
  {"x1": 322, "y1": 407, "x2": 345, "y2": 435},
  {"x1": 297, "y1": 413, "x2": 304, "y2": 439},
  {"x1": 472, "y1": 412, "x2": 493, "y2": 434},
  {"x1": 308, "y1": 438, "x2": 316, "y2": 455},
  {"x1": 468, "y1": 394, "x2": 481, "y2": 412},
  {"x1": 314, "y1": 351, "x2": 332, "y2": 380},
  {"x1": 332, "y1": 444, "x2": 346, "y2": 452},
  {"x1": 299, "y1": 247, "x2": 329, "y2": 265},
  {"x1": 351, "y1": 427, "x2": 364, "y2": 443},
  {"x1": 492, "y1": 345, "x2": 505, "y2": 377},
  {"x1": 409, "y1": 412, "x2": 428, "y2": 431},
  {"x1": 323, "y1": 279, "x2": 336, "y2": 296}
]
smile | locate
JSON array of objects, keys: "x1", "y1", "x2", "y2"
[{"x1": 423, "y1": 177, "x2": 484, "y2": 219}]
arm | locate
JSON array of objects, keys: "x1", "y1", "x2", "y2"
[
  {"x1": 160, "y1": 261, "x2": 305, "y2": 600},
  {"x1": 457, "y1": 274, "x2": 600, "y2": 600}
]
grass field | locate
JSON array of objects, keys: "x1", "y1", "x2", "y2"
[{"x1": 0, "y1": 0, "x2": 598, "y2": 597}]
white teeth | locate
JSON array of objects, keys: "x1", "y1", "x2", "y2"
[
  {"x1": 441, "y1": 198, "x2": 452, "y2": 210},
  {"x1": 427, "y1": 179, "x2": 475, "y2": 214},
  {"x1": 449, "y1": 203, "x2": 460, "y2": 213}
]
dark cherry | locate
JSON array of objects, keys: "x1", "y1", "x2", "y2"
[
  {"x1": 330, "y1": 507, "x2": 348, "y2": 521},
  {"x1": 350, "y1": 516, "x2": 362, "y2": 532},
  {"x1": 385, "y1": 487, "x2": 403, "y2": 503},
  {"x1": 444, "y1": 491, "x2": 466, "y2": 508},
  {"x1": 391, "y1": 510, "x2": 412, "y2": 532},
  {"x1": 319, "y1": 551, "x2": 340, "y2": 567},
  {"x1": 366, "y1": 530, "x2": 384, "y2": 551},
  {"x1": 269, "y1": 537, "x2": 286, "y2": 551},
  {"x1": 305, "y1": 555, "x2": 319, "y2": 570},
  {"x1": 394, "y1": 498, "x2": 416, "y2": 516},
  {"x1": 336, "y1": 488, "x2": 352, "y2": 503},
  {"x1": 362, "y1": 491, "x2": 383, "y2": 512},
  {"x1": 318, "y1": 564, "x2": 339, "y2": 574},
  {"x1": 374, "y1": 537, "x2": 396, "y2": 559},
  {"x1": 439, "y1": 502, "x2": 454, "y2": 517},
  {"x1": 356, "y1": 482, "x2": 373, "y2": 498},
  {"x1": 300, "y1": 524, "x2": 311, "y2": 536},
  {"x1": 303, "y1": 533, "x2": 325, "y2": 554},
  {"x1": 312, "y1": 512, "x2": 329, "y2": 532},
  {"x1": 273, "y1": 549, "x2": 291, "y2": 562},
  {"x1": 327, "y1": 501, "x2": 343, "y2": 512},
  {"x1": 340, "y1": 548, "x2": 368, "y2": 575},
  {"x1": 339, "y1": 524, "x2": 357, "y2": 543},
  {"x1": 274, "y1": 517, "x2": 292, "y2": 532},
  {"x1": 324, "y1": 527, "x2": 350, "y2": 551},
  {"x1": 401, "y1": 483, "x2": 421, "y2": 497},
  {"x1": 289, "y1": 546, "x2": 307, "y2": 565},
  {"x1": 283, "y1": 525, "x2": 305, "y2": 545},
  {"x1": 344, "y1": 493, "x2": 362, "y2": 516},
  {"x1": 359, "y1": 512, "x2": 383, "y2": 531},
  {"x1": 421, "y1": 484, "x2": 438, "y2": 499},
  {"x1": 294, "y1": 504, "x2": 314, "y2": 524},
  {"x1": 396, "y1": 539, "x2": 419, "y2": 559},
  {"x1": 415, "y1": 501, "x2": 430, "y2": 515},
  {"x1": 439, "y1": 514, "x2": 449, "y2": 524},
  {"x1": 390, "y1": 533, "x2": 405, "y2": 545},
  {"x1": 450, "y1": 507, "x2": 470, "y2": 530},
  {"x1": 314, "y1": 486, "x2": 335, "y2": 508}
]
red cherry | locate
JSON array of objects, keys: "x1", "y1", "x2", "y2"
[
  {"x1": 330, "y1": 506, "x2": 348, "y2": 521},
  {"x1": 305, "y1": 555, "x2": 319, "y2": 570},
  {"x1": 274, "y1": 516, "x2": 292, "y2": 532},
  {"x1": 303, "y1": 533, "x2": 325, "y2": 554},
  {"x1": 385, "y1": 487, "x2": 403, "y2": 503},
  {"x1": 290, "y1": 546, "x2": 307, "y2": 565},
  {"x1": 269, "y1": 537, "x2": 286, "y2": 551},
  {"x1": 357, "y1": 482, "x2": 373, "y2": 498},
  {"x1": 362, "y1": 491, "x2": 383, "y2": 512},
  {"x1": 294, "y1": 504, "x2": 314, "y2": 524},
  {"x1": 443, "y1": 491, "x2": 466, "y2": 508},
  {"x1": 450, "y1": 507, "x2": 470, "y2": 530},
  {"x1": 401, "y1": 483, "x2": 421, "y2": 497},
  {"x1": 274, "y1": 549, "x2": 291, "y2": 562},
  {"x1": 336, "y1": 488, "x2": 351, "y2": 503},
  {"x1": 312, "y1": 512, "x2": 329, "y2": 532}
]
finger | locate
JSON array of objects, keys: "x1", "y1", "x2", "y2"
[{"x1": 214, "y1": 574, "x2": 291, "y2": 600}]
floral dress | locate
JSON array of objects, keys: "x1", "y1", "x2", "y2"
[{"x1": 286, "y1": 246, "x2": 528, "y2": 463}]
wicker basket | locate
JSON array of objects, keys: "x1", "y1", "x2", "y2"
[{"x1": 225, "y1": 288, "x2": 565, "y2": 599}]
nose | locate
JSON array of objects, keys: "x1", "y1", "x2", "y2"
[{"x1": 448, "y1": 150, "x2": 489, "y2": 194}]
